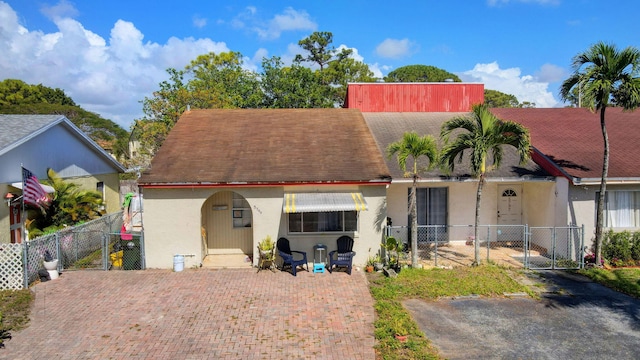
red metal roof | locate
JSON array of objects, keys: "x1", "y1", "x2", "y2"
[{"x1": 345, "y1": 82, "x2": 484, "y2": 112}]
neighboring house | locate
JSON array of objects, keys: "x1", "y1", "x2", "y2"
[
  {"x1": 138, "y1": 108, "x2": 391, "y2": 269},
  {"x1": 346, "y1": 83, "x2": 556, "y2": 245},
  {"x1": 491, "y1": 107, "x2": 640, "y2": 248},
  {"x1": 0, "y1": 115, "x2": 126, "y2": 243}
]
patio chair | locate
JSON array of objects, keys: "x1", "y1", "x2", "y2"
[
  {"x1": 328, "y1": 235, "x2": 356, "y2": 275},
  {"x1": 276, "y1": 237, "x2": 308, "y2": 276}
]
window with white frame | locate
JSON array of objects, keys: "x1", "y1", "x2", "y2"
[
  {"x1": 599, "y1": 191, "x2": 640, "y2": 227},
  {"x1": 232, "y1": 193, "x2": 252, "y2": 228},
  {"x1": 288, "y1": 211, "x2": 357, "y2": 233}
]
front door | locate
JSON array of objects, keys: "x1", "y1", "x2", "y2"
[
  {"x1": 9, "y1": 203, "x2": 22, "y2": 243},
  {"x1": 497, "y1": 185, "x2": 522, "y2": 242}
]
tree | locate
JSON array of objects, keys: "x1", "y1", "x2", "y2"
[
  {"x1": 560, "y1": 42, "x2": 640, "y2": 266},
  {"x1": 386, "y1": 131, "x2": 438, "y2": 268},
  {"x1": 0, "y1": 79, "x2": 128, "y2": 157},
  {"x1": 26, "y1": 169, "x2": 104, "y2": 238},
  {"x1": 484, "y1": 89, "x2": 520, "y2": 108},
  {"x1": 440, "y1": 104, "x2": 531, "y2": 265},
  {"x1": 384, "y1": 65, "x2": 461, "y2": 82},
  {"x1": 260, "y1": 56, "x2": 333, "y2": 108}
]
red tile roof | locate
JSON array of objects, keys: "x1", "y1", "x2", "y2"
[
  {"x1": 490, "y1": 107, "x2": 640, "y2": 181},
  {"x1": 138, "y1": 109, "x2": 391, "y2": 186}
]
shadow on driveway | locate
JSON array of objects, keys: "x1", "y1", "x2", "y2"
[{"x1": 404, "y1": 271, "x2": 640, "y2": 360}]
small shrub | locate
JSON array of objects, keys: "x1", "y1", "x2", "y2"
[
  {"x1": 602, "y1": 230, "x2": 632, "y2": 265},
  {"x1": 631, "y1": 232, "x2": 640, "y2": 261}
]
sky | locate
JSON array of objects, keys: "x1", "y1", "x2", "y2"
[{"x1": 0, "y1": 0, "x2": 637, "y2": 128}]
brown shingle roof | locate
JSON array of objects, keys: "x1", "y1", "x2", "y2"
[
  {"x1": 138, "y1": 108, "x2": 391, "y2": 185},
  {"x1": 363, "y1": 112, "x2": 546, "y2": 179},
  {"x1": 490, "y1": 107, "x2": 640, "y2": 180}
]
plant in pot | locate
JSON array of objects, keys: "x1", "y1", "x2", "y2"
[
  {"x1": 43, "y1": 250, "x2": 58, "y2": 271},
  {"x1": 257, "y1": 235, "x2": 275, "y2": 271},
  {"x1": 373, "y1": 254, "x2": 384, "y2": 271},
  {"x1": 365, "y1": 256, "x2": 375, "y2": 273},
  {"x1": 384, "y1": 236, "x2": 404, "y2": 272},
  {"x1": 391, "y1": 318, "x2": 409, "y2": 342}
]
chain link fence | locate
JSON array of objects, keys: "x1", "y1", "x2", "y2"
[
  {"x1": 0, "y1": 211, "x2": 145, "y2": 289},
  {"x1": 385, "y1": 224, "x2": 583, "y2": 269}
]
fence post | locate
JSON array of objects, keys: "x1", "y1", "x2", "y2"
[
  {"x1": 551, "y1": 227, "x2": 557, "y2": 269},
  {"x1": 22, "y1": 241, "x2": 28, "y2": 289},
  {"x1": 434, "y1": 226, "x2": 438, "y2": 267},
  {"x1": 581, "y1": 224, "x2": 585, "y2": 269},
  {"x1": 486, "y1": 226, "x2": 491, "y2": 262},
  {"x1": 56, "y1": 232, "x2": 61, "y2": 272},
  {"x1": 524, "y1": 225, "x2": 529, "y2": 269}
]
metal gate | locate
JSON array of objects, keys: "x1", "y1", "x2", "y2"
[{"x1": 526, "y1": 225, "x2": 584, "y2": 270}]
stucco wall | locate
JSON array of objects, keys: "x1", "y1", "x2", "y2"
[
  {"x1": 569, "y1": 183, "x2": 640, "y2": 250},
  {"x1": 385, "y1": 179, "x2": 560, "y2": 234},
  {"x1": 142, "y1": 184, "x2": 388, "y2": 269}
]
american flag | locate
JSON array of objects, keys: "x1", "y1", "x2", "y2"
[{"x1": 22, "y1": 167, "x2": 50, "y2": 208}]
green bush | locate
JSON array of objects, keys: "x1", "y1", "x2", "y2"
[{"x1": 601, "y1": 230, "x2": 640, "y2": 265}]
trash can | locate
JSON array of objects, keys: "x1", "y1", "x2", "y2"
[{"x1": 121, "y1": 234, "x2": 141, "y2": 270}]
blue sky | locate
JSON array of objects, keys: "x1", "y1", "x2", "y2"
[{"x1": 0, "y1": 0, "x2": 636, "y2": 128}]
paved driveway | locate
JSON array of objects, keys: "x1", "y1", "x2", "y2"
[
  {"x1": 1, "y1": 268, "x2": 375, "y2": 360},
  {"x1": 405, "y1": 271, "x2": 640, "y2": 360}
]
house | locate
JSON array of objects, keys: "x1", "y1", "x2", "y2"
[
  {"x1": 345, "y1": 83, "x2": 560, "y2": 247},
  {"x1": 137, "y1": 108, "x2": 391, "y2": 269},
  {"x1": 491, "y1": 107, "x2": 640, "y2": 247},
  {"x1": 0, "y1": 115, "x2": 126, "y2": 243}
]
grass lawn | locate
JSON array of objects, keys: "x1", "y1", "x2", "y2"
[
  {"x1": 578, "y1": 267, "x2": 640, "y2": 299},
  {"x1": 368, "y1": 264, "x2": 533, "y2": 360},
  {"x1": 0, "y1": 289, "x2": 33, "y2": 347}
]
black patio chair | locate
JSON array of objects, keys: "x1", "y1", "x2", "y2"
[
  {"x1": 328, "y1": 235, "x2": 356, "y2": 275},
  {"x1": 276, "y1": 237, "x2": 308, "y2": 276}
]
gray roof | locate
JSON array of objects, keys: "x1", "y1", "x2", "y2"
[
  {"x1": 363, "y1": 112, "x2": 548, "y2": 180},
  {"x1": 0, "y1": 115, "x2": 65, "y2": 151},
  {"x1": 0, "y1": 114, "x2": 126, "y2": 172}
]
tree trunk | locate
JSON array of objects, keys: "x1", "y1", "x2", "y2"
[
  {"x1": 410, "y1": 175, "x2": 418, "y2": 268},
  {"x1": 595, "y1": 107, "x2": 609, "y2": 266},
  {"x1": 473, "y1": 174, "x2": 485, "y2": 266}
]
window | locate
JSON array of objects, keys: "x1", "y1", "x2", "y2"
[
  {"x1": 599, "y1": 191, "x2": 640, "y2": 227},
  {"x1": 288, "y1": 211, "x2": 357, "y2": 233},
  {"x1": 412, "y1": 187, "x2": 448, "y2": 242},
  {"x1": 232, "y1": 193, "x2": 251, "y2": 228}
]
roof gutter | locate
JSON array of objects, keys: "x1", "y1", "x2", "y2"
[
  {"x1": 573, "y1": 177, "x2": 640, "y2": 186},
  {"x1": 139, "y1": 179, "x2": 392, "y2": 189}
]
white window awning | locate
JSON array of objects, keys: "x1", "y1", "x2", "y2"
[
  {"x1": 283, "y1": 192, "x2": 368, "y2": 213},
  {"x1": 11, "y1": 182, "x2": 55, "y2": 193}
]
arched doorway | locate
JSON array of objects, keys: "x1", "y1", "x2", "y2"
[{"x1": 201, "y1": 191, "x2": 253, "y2": 267}]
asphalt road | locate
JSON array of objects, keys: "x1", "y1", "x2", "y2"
[{"x1": 404, "y1": 271, "x2": 640, "y2": 360}]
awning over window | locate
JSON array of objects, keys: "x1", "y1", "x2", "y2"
[
  {"x1": 283, "y1": 192, "x2": 368, "y2": 213},
  {"x1": 11, "y1": 182, "x2": 55, "y2": 193}
]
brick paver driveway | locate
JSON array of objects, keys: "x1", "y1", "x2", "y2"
[{"x1": 1, "y1": 268, "x2": 375, "y2": 359}]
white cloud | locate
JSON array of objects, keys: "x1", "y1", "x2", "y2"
[
  {"x1": 0, "y1": 2, "x2": 230, "y2": 128},
  {"x1": 40, "y1": 0, "x2": 78, "y2": 20},
  {"x1": 459, "y1": 62, "x2": 560, "y2": 108},
  {"x1": 192, "y1": 15, "x2": 207, "y2": 29},
  {"x1": 254, "y1": 7, "x2": 316, "y2": 40},
  {"x1": 375, "y1": 38, "x2": 414, "y2": 59},
  {"x1": 535, "y1": 63, "x2": 566, "y2": 83}
]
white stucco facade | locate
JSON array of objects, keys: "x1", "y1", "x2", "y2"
[{"x1": 142, "y1": 184, "x2": 388, "y2": 269}]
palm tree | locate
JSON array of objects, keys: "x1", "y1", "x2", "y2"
[
  {"x1": 26, "y1": 168, "x2": 104, "y2": 237},
  {"x1": 560, "y1": 42, "x2": 640, "y2": 266},
  {"x1": 440, "y1": 104, "x2": 531, "y2": 265},
  {"x1": 386, "y1": 131, "x2": 438, "y2": 268}
]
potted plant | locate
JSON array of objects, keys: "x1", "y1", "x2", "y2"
[
  {"x1": 43, "y1": 250, "x2": 58, "y2": 271},
  {"x1": 257, "y1": 235, "x2": 275, "y2": 271},
  {"x1": 391, "y1": 318, "x2": 409, "y2": 342},
  {"x1": 365, "y1": 256, "x2": 375, "y2": 273},
  {"x1": 373, "y1": 254, "x2": 384, "y2": 271},
  {"x1": 384, "y1": 236, "x2": 404, "y2": 272}
]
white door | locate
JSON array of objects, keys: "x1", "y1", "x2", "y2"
[{"x1": 497, "y1": 185, "x2": 522, "y2": 242}]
